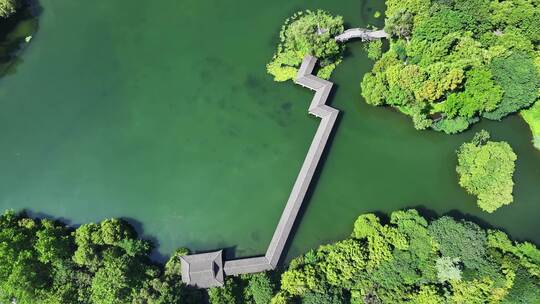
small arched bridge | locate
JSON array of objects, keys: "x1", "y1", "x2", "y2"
[{"x1": 335, "y1": 28, "x2": 388, "y2": 42}]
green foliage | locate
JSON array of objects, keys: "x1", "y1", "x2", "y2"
[
  {"x1": 503, "y1": 266, "x2": 540, "y2": 303},
  {"x1": 35, "y1": 219, "x2": 73, "y2": 264},
  {"x1": 435, "y1": 256, "x2": 461, "y2": 283},
  {"x1": 274, "y1": 210, "x2": 540, "y2": 303},
  {"x1": 412, "y1": 8, "x2": 470, "y2": 42},
  {"x1": 489, "y1": 0, "x2": 540, "y2": 43},
  {"x1": 100, "y1": 218, "x2": 136, "y2": 245},
  {"x1": 0, "y1": 211, "x2": 201, "y2": 304},
  {"x1": 484, "y1": 53, "x2": 540, "y2": 120},
  {"x1": 1, "y1": 210, "x2": 539, "y2": 303},
  {"x1": 164, "y1": 247, "x2": 189, "y2": 277},
  {"x1": 0, "y1": 212, "x2": 48, "y2": 304},
  {"x1": 353, "y1": 213, "x2": 406, "y2": 269},
  {"x1": 301, "y1": 287, "x2": 344, "y2": 304},
  {"x1": 209, "y1": 279, "x2": 238, "y2": 304},
  {"x1": 437, "y1": 69, "x2": 502, "y2": 118},
  {"x1": 431, "y1": 116, "x2": 478, "y2": 134},
  {"x1": 90, "y1": 254, "x2": 138, "y2": 304},
  {"x1": 456, "y1": 130, "x2": 517, "y2": 213},
  {"x1": 521, "y1": 101, "x2": 540, "y2": 150},
  {"x1": 364, "y1": 39, "x2": 383, "y2": 60},
  {"x1": 472, "y1": 129, "x2": 491, "y2": 145},
  {"x1": 244, "y1": 273, "x2": 275, "y2": 304},
  {"x1": 361, "y1": 0, "x2": 540, "y2": 135},
  {"x1": 317, "y1": 239, "x2": 366, "y2": 287},
  {"x1": 267, "y1": 10, "x2": 344, "y2": 81},
  {"x1": 384, "y1": 9, "x2": 414, "y2": 39},
  {"x1": 0, "y1": 0, "x2": 17, "y2": 18},
  {"x1": 428, "y1": 216, "x2": 487, "y2": 269},
  {"x1": 361, "y1": 72, "x2": 388, "y2": 106}
]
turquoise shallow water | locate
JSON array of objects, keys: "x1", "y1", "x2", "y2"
[{"x1": 0, "y1": 0, "x2": 538, "y2": 261}]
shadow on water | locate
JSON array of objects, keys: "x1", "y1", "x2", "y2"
[
  {"x1": 275, "y1": 84, "x2": 343, "y2": 267},
  {"x1": 408, "y1": 205, "x2": 497, "y2": 230},
  {"x1": 0, "y1": 0, "x2": 42, "y2": 78},
  {"x1": 24, "y1": 210, "x2": 74, "y2": 227},
  {"x1": 22, "y1": 211, "x2": 172, "y2": 262},
  {"x1": 210, "y1": 81, "x2": 344, "y2": 265},
  {"x1": 391, "y1": 205, "x2": 539, "y2": 246},
  {"x1": 122, "y1": 217, "x2": 171, "y2": 263},
  {"x1": 22, "y1": 210, "x2": 214, "y2": 264}
]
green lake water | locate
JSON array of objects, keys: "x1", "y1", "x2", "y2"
[{"x1": 0, "y1": 0, "x2": 538, "y2": 261}]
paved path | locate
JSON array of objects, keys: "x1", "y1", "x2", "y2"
[
  {"x1": 335, "y1": 28, "x2": 388, "y2": 42},
  {"x1": 225, "y1": 54, "x2": 339, "y2": 274},
  {"x1": 265, "y1": 55, "x2": 338, "y2": 268}
]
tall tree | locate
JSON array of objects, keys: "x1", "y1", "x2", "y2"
[{"x1": 456, "y1": 130, "x2": 517, "y2": 212}]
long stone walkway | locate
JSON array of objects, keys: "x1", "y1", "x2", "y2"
[
  {"x1": 265, "y1": 55, "x2": 338, "y2": 268},
  {"x1": 180, "y1": 55, "x2": 339, "y2": 287}
]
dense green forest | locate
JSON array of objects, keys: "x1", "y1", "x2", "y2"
[
  {"x1": 1, "y1": 210, "x2": 538, "y2": 303},
  {"x1": 0, "y1": 211, "x2": 205, "y2": 303},
  {"x1": 266, "y1": 2, "x2": 540, "y2": 149},
  {"x1": 361, "y1": 0, "x2": 540, "y2": 134},
  {"x1": 259, "y1": 210, "x2": 540, "y2": 303}
]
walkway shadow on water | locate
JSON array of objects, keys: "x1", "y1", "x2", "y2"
[
  {"x1": 271, "y1": 83, "x2": 343, "y2": 268},
  {"x1": 216, "y1": 80, "x2": 343, "y2": 265}
]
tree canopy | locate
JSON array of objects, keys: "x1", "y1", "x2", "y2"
[
  {"x1": 268, "y1": 210, "x2": 540, "y2": 303},
  {"x1": 0, "y1": 0, "x2": 17, "y2": 18},
  {"x1": 267, "y1": 10, "x2": 344, "y2": 81},
  {"x1": 361, "y1": 0, "x2": 540, "y2": 134},
  {"x1": 1, "y1": 210, "x2": 538, "y2": 303},
  {"x1": 456, "y1": 130, "x2": 517, "y2": 213},
  {"x1": 521, "y1": 101, "x2": 540, "y2": 150},
  {"x1": 0, "y1": 211, "x2": 203, "y2": 304}
]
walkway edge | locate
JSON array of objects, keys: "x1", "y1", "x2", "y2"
[
  {"x1": 180, "y1": 55, "x2": 339, "y2": 287},
  {"x1": 265, "y1": 55, "x2": 339, "y2": 268}
]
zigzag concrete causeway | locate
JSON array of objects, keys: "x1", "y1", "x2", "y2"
[{"x1": 180, "y1": 55, "x2": 339, "y2": 288}]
